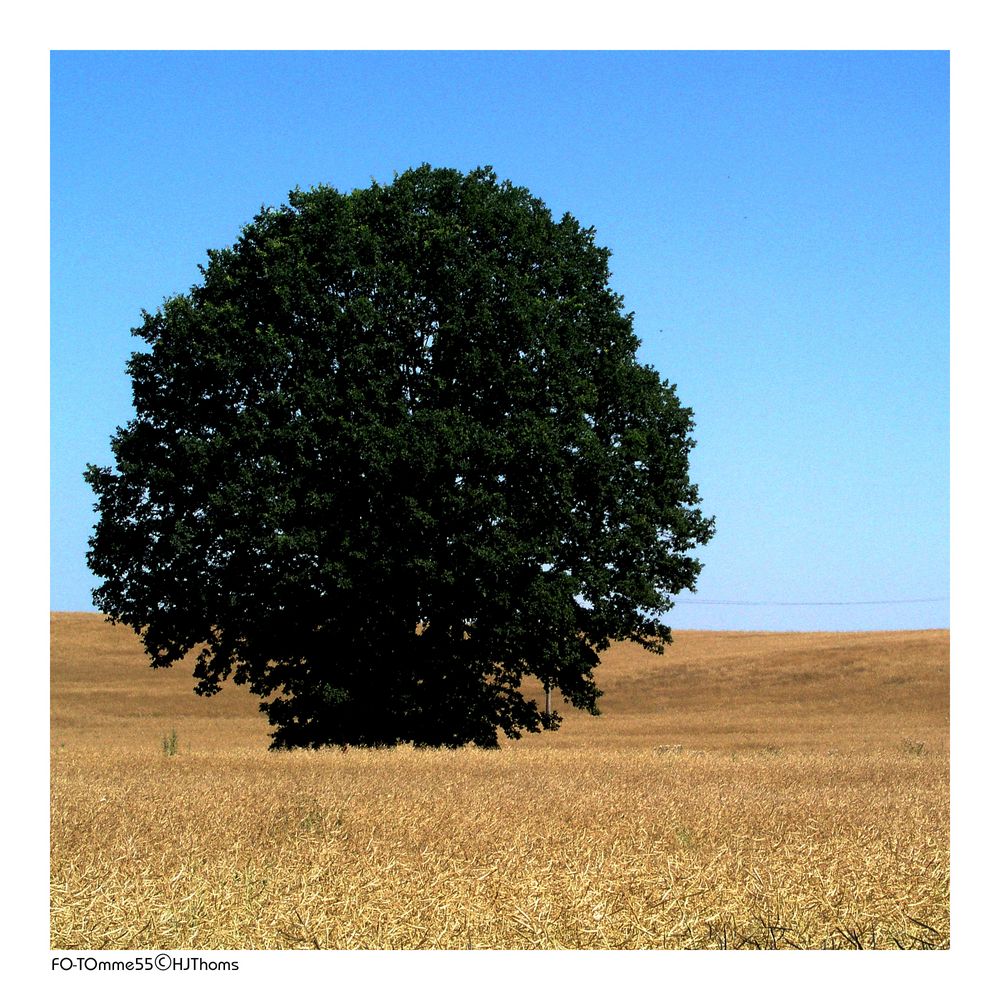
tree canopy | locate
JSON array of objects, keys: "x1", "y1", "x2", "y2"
[{"x1": 85, "y1": 165, "x2": 714, "y2": 749}]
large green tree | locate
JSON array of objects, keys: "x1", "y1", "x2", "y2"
[{"x1": 85, "y1": 165, "x2": 714, "y2": 749}]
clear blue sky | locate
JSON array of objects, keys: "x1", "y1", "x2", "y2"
[{"x1": 50, "y1": 50, "x2": 949, "y2": 630}]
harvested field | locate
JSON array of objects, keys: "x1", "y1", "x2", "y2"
[{"x1": 50, "y1": 613, "x2": 949, "y2": 949}]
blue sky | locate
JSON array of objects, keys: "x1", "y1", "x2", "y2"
[{"x1": 50, "y1": 50, "x2": 949, "y2": 629}]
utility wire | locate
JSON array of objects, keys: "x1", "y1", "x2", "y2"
[{"x1": 674, "y1": 597, "x2": 948, "y2": 607}]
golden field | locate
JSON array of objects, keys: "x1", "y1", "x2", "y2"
[{"x1": 50, "y1": 613, "x2": 949, "y2": 949}]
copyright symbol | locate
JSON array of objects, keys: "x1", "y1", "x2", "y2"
[{"x1": 155, "y1": 953, "x2": 172, "y2": 971}]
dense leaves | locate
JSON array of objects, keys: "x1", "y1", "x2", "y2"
[{"x1": 85, "y1": 165, "x2": 714, "y2": 748}]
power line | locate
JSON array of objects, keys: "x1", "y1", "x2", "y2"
[{"x1": 674, "y1": 597, "x2": 948, "y2": 607}]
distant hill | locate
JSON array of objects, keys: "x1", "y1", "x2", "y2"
[{"x1": 51, "y1": 612, "x2": 948, "y2": 754}]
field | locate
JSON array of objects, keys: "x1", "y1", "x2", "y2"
[{"x1": 50, "y1": 613, "x2": 949, "y2": 950}]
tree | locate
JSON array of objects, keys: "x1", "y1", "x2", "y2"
[{"x1": 85, "y1": 165, "x2": 714, "y2": 749}]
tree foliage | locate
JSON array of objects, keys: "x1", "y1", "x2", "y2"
[{"x1": 85, "y1": 165, "x2": 714, "y2": 749}]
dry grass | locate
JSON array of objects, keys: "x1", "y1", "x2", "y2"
[{"x1": 51, "y1": 613, "x2": 949, "y2": 949}]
